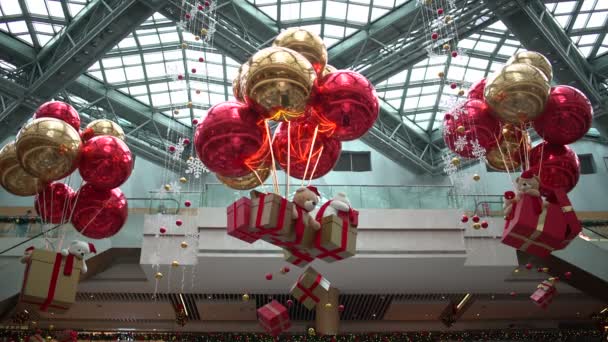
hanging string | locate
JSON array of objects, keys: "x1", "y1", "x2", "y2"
[
  {"x1": 286, "y1": 120, "x2": 291, "y2": 198},
  {"x1": 307, "y1": 146, "x2": 324, "y2": 186},
  {"x1": 301, "y1": 124, "x2": 319, "y2": 186},
  {"x1": 494, "y1": 134, "x2": 516, "y2": 191},
  {"x1": 264, "y1": 120, "x2": 280, "y2": 194}
]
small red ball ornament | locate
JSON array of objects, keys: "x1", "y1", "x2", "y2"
[
  {"x1": 431, "y1": 32, "x2": 439, "y2": 40},
  {"x1": 184, "y1": 200, "x2": 192, "y2": 207},
  {"x1": 205, "y1": 1, "x2": 210, "y2": 6},
  {"x1": 525, "y1": 263, "x2": 533, "y2": 270},
  {"x1": 450, "y1": 82, "x2": 457, "y2": 89},
  {"x1": 451, "y1": 51, "x2": 458, "y2": 58},
  {"x1": 564, "y1": 271, "x2": 572, "y2": 279},
  {"x1": 537, "y1": 267, "x2": 543, "y2": 273},
  {"x1": 178, "y1": 74, "x2": 184, "y2": 80},
  {"x1": 199, "y1": 57, "x2": 204, "y2": 62},
  {"x1": 460, "y1": 215, "x2": 469, "y2": 223},
  {"x1": 481, "y1": 221, "x2": 488, "y2": 229},
  {"x1": 191, "y1": 68, "x2": 197, "y2": 74},
  {"x1": 169, "y1": 146, "x2": 176, "y2": 152},
  {"x1": 192, "y1": 119, "x2": 199, "y2": 125},
  {"x1": 265, "y1": 273, "x2": 273, "y2": 280},
  {"x1": 198, "y1": 4, "x2": 203, "y2": 10},
  {"x1": 160, "y1": 227, "x2": 167, "y2": 234},
  {"x1": 281, "y1": 266, "x2": 290, "y2": 273},
  {"x1": 504, "y1": 191, "x2": 516, "y2": 200},
  {"x1": 176, "y1": 219, "x2": 183, "y2": 226},
  {"x1": 338, "y1": 304, "x2": 345, "y2": 312},
  {"x1": 437, "y1": 8, "x2": 444, "y2": 15},
  {"x1": 183, "y1": 138, "x2": 190, "y2": 145},
  {"x1": 472, "y1": 215, "x2": 480, "y2": 223},
  {"x1": 185, "y1": 13, "x2": 191, "y2": 19},
  {"x1": 287, "y1": 299, "x2": 293, "y2": 307}
]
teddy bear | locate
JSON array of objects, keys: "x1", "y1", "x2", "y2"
[
  {"x1": 503, "y1": 169, "x2": 543, "y2": 219},
  {"x1": 291, "y1": 186, "x2": 321, "y2": 231},
  {"x1": 61, "y1": 240, "x2": 97, "y2": 274},
  {"x1": 316, "y1": 192, "x2": 359, "y2": 227}
]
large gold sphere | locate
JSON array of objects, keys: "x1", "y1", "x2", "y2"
[
  {"x1": 507, "y1": 51, "x2": 553, "y2": 81},
  {"x1": 243, "y1": 47, "x2": 316, "y2": 121},
  {"x1": 273, "y1": 28, "x2": 328, "y2": 75},
  {"x1": 484, "y1": 63, "x2": 550, "y2": 123},
  {"x1": 217, "y1": 166, "x2": 270, "y2": 190},
  {"x1": 85, "y1": 119, "x2": 126, "y2": 141},
  {"x1": 0, "y1": 142, "x2": 44, "y2": 196},
  {"x1": 16, "y1": 118, "x2": 81, "y2": 182},
  {"x1": 233, "y1": 62, "x2": 250, "y2": 101}
]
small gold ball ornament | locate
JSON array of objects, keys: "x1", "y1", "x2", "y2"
[
  {"x1": 200, "y1": 28, "x2": 208, "y2": 36},
  {"x1": 451, "y1": 157, "x2": 461, "y2": 166},
  {"x1": 155, "y1": 272, "x2": 164, "y2": 279},
  {"x1": 473, "y1": 174, "x2": 480, "y2": 181},
  {"x1": 445, "y1": 15, "x2": 453, "y2": 23},
  {"x1": 513, "y1": 268, "x2": 520, "y2": 273},
  {"x1": 195, "y1": 35, "x2": 200, "y2": 41},
  {"x1": 443, "y1": 43, "x2": 450, "y2": 50},
  {"x1": 46, "y1": 337, "x2": 52, "y2": 341},
  {"x1": 456, "y1": 125, "x2": 465, "y2": 134},
  {"x1": 172, "y1": 260, "x2": 180, "y2": 267},
  {"x1": 242, "y1": 294, "x2": 250, "y2": 301},
  {"x1": 438, "y1": 71, "x2": 445, "y2": 78},
  {"x1": 325, "y1": 303, "x2": 333, "y2": 309},
  {"x1": 181, "y1": 43, "x2": 188, "y2": 49},
  {"x1": 180, "y1": 241, "x2": 189, "y2": 249},
  {"x1": 458, "y1": 89, "x2": 465, "y2": 96},
  {"x1": 48, "y1": 325, "x2": 54, "y2": 330},
  {"x1": 542, "y1": 267, "x2": 549, "y2": 273},
  {"x1": 187, "y1": 101, "x2": 193, "y2": 109},
  {"x1": 473, "y1": 222, "x2": 481, "y2": 230},
  {"x1": 174, "y1": 109, "x2": 180, "y2": 115},
  {"x1": 164, "y1": 184, "x2": 172, "y2": 191},
  {"x1": 179, "y1": 177, "x2": 187, "y2": 183},
  {"x1": 308, "y1": 327, "x2": 316, "y2": 336}
]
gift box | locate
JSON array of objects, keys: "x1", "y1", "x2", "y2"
[
  {"x1": 502, "y1": 194, "x2": 554, "y2": 258},
  {"x1": 257, "y1": 300, "x2": 290, "y2": 335},
  {"x1": 312, "y1": 215, "x2": 357, "y2": 263},
  {"x1": 530, "y1": 280, "x2": 556, "y2": 309},
  {"x1": 547, "y1": 189, "x2": 581, "y2": 249},
  {"x1": 290, "y1": 266, "x2": 331, "y2": 310},
  {"x1": 227, "y1": 197, "x2": 258, "y2": 244},
  {"x1": 250, "y1": 192, "x2": 293, "y2": 242},
  {"x1": 270, "y1": 206, "x2": 317, "y2": 250},
  {"x1": 283, "y1": 247, "x2": 314, "y2": 267},
  {"x1": 20, "y1": 249, "x2": 82, "y2": 312}
]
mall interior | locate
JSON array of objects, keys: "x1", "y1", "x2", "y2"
[{"x1": 0, "y1": 0, "x2": 607, "y2": 341}]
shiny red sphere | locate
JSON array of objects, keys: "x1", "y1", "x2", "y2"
[
  {"x1": 265, "y1": 273, "x2": 273, "y2": 280},
  {"x1": 34, "y1": 101, "x2": 81, "y2": 131},
  {"x1": 472, "y1": 215, "x2": 480, "y2": 223},
  {"x1": 273, "y1": 119, "x2": 342, "y2": 180},
  {"x1": 443, "y1": 99, "x2": 500, "y2": 158},
  {"x1": 451, "y1": 51, "x2": 458, "y2": 58},
  {"x1": 178, "y1": 74, "x2": 184, "y2": 80},
  {"x1": 467, "y1": 78, "x2": 486, "y2": 100},
  {"x1": 311, "y1": 70, "x2": 379, "y2": 141},
  {"x1": 184, "y1": 200, "x2": 192, "y2": 207},
  {"x1": 160, "y1": 227, "x2": 167, "y2": 234},
  {"x1": 176, "y1": 219, "x2": 183, "y2": 226},
  {"x1": 437, "y1": 8, "x2": 444, "y2": 15},
  {"x1": 35, "y1": 182, "x2": 75, "y2": 224},
  {"x1": 529, "y1": 142, "x2": 580, "y2": 196},
  {"x1": 71, "y1": 184, "x2": 128, "y2": 239},
  {"x1": 450, "y1": 83, "x2": 457, "y2": 89},
  {"x1": 338, "y1": 304, "x2": 345, "y2": 312},
  {"x1": 194, "y1": 101, "x2": 266, "y2": 177},
  {"x1": 431, "y1": 32, "x2": 439, "y2": 40},
  {"x1": 460, "y1": 215, "x2": 469, "y2": 223},
  {"x1": 191, "y1": 68, "x2": 197, "y2": 74},
  {"x1": 525, "y1": 263, "x2": 533, "y2": 269},
  {"x1": 199, "y1": 57, "x2": 204, "y2": 62},
  {"x1": 564, "y1": 271, "x2": 572, "y2": 279},
  {"x1": 533, "y1": 86, "x2": 593, "y2": 145},
  {"x1": 286, "y1": 299, "x2": 293, "y2": 307},
  {"x1": 481, "y1": 221, "x2": 488, "y2": 229},
  {"x1": 78, "y1": 135, "x2": 133, "y2": 190}
]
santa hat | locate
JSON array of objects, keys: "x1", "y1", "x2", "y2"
[
  {"x1": 306, "y1": 186, "x2": 320, "y2": 197},
  {"x1": 88, "y1": 243, "x2": 97, "y2": 254},
  {"x1": 520, "y1": 169, "x2": 538, "y2": 179}
]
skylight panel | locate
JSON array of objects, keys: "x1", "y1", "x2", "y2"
[
  {"x1": 371, "y1": 7, "x2": 389, "y2": 21},
  {"x1": 7, "y1": 21, "x2": 29, "y2": 34},
  {"x1": 386, "y1": 70, "x2": 408, "y2": 84},
  {"x1": 118, "y1": 37, "x2": 137, "y2": 49},
  {"x1": 577, "y1": 34, "x2": 598, "y2": 45},
  {"x1": 102, "y1": 57, "x2": 123, "y2": 68},
  {"x1": 148, "y1": 82, "x2": 169, "y2": 93},
  {"x1": 418, "y1": 95, "x2": 436, "y2": 107},
  {"x1": 152, "y1": 93, "x2": 172, "y2": 107},
  {"x1": 122, "y1": 55, "x2": 141, "y2": 66},
  {"x1": 146, "y1": 63, "x2": 166, "y2": 78},
  {"x1": 347, "y1": 4, "x2": 370, "y2": 23},
  {"x1": 281, "y1": 3, "x2": 300, "y2": 21},
  {"x1": 324, "y1": 24, "x2": 345, "y2": 37},
  {"x1": 170, "y1": 90, "x2": 188, "y2": 103},
  {"x1": 554, "y1": 1, "x2": 576, "y2": 14},
  {"x1": 129, "y1": 85, "x2": 148, "y2": 95},
  {"x1": 326, "y1": 1, "x2": 347, "y2": 20},
  {"x1": 137, "y1": 34, "x2": 160, "y2": 45},
  {"x1": 68, "y1": 3, "x2": 84, "y2": 17},
  {"x1": 373, "y1": 0, "x2": 394, "y2": 6},
  {"x1": 104, "y1": 68, "x2": 127, "y2": 83},
  {"x1": 578, "y1": 46, "x2": 593, "y2": 57},
  {"x1": 210, "y1": 92, "x2": 225, "y2": 103},
  {"x1": 553, "y1": 15, "x2": 570, "y2": 28},
  {"x1": 26, "y1": 0, "x2": 48, "y2": 15},
  {"x1": 207, "y1": 64, "x2": 224, "y2": 78},
  {"x1": 258, "y1": 5, "x2": 277, "y2": 19},
  {"x1": 135, "y1": 96, "x2": 150, "y2": 105},
  {"x1": 38, "y1": 34, "x2": 52, "y2": 46},
  {"x1": 402, "y1": 97, "x2": 419, "y2": 110},
  {"x1": 33, "y1": 23, "x2": 55, "y2": 34},
  {"x1": 124, "y1": 66, "x2": 144, "y2": 80},
  {"x1": 159, "y1": 32, "x2": 179, "y2": 44},
  {"x1": 587, "y1": 12, "x2": 607, "y2": 27},
  {"x1": 301, "y1": 2, "x2": 322, "y2": 18},
  {"x1": 0, "y1": 0, "x2": 23, "y2": 15},
  {"x1": 572, "y1": 13, "x2": 589, "y2": 29},
  {"x1": 47, "y1": 1, "x2": 64, "y2": 18}
]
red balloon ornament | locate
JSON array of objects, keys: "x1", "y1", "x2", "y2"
[
  {"x1": 311, "y1": 70, "x2": 379, "y2": 141},
  {"x1": 79, "y1": 135, "x2": 133, "y2": 190},
  {"x1": 273, "y1": 119, "x2": 342, "y2": 180},
  {"x1": 35, "y1": 182, "x2": 75, "y2": 224},
  {"x1": 529, "y1": 142, "x2": 580, "y2": 197},
  {"x1": 71, "y1": 184, "x2": 128, "y2": 239},
  {"x1": 467, "y1": 78, "x2": 486, "y2": 100},
  {"x1": 533, "y1": 85, "x2": 593, "y2": 145},
  {"x1": 194, "y1": 101, "x2": 266, "y2": 177},
  {"x1": 443, "y1": 99, "x2": 500, "y2": 158},
  {"x1": 34, "y1": 101, "x2": 81, "y2": 132}
]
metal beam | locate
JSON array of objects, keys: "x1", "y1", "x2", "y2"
[{"x1": 0, "y1": 0, "x2": 170, "y2": 137}]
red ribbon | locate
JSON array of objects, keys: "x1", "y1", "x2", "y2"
[
  {"x1": 63, "y1": 254, "x2": 75, "y2": 276},
  {"x1": 295, "y1": 273, "x2": 322, "y2": 303},
  {"x1": 272, "y1": 206, "x2": 306, "y2": 248},
  {"x1": 286, "y1": 247, "x2": 314, "y2": 265},
  {"x1": 40, "y1": 253, "x2": 63, "y2": 311},
  {"x1": 314, "y1": 216, "x2": 349, "y2": 261},
  {"x1": 255, "y1": 193, "x2": 287, "y2": 236}
]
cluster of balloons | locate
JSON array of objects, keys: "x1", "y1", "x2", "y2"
[
  {"x1": 444, "y1": 51, "x2": 592, "y2": 197},
  {"x1": 0, "y1": 101, "x2": 133, "y2": 239},
  {"x1": 194, "y1": 28, "x2": 379, "y2": 190}
]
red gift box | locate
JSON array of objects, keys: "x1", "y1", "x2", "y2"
[
  {"x1": 530, "y1": 280, "x2": 556, "y2": 309},
  {"x1": 257, "y1": 300, "x2": 290, "y2": 335},
  {"x1": 502, "y1": 194, "x2": 554, "y2": 258},
  {"x1": 547, "y1": 189, "x2": 581, "y2": 249},
  {"x1": 250, "y1": 192, "x2": 293, "y2": 242},
  {"x1": 226, "y1": 197, "x2": 258, "y2": 244},
  {"x1": 311, "y1": 215, "x2": 357, "y2": 263}
]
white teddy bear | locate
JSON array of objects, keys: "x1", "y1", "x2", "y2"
[
  {"x1": 321, "y1": 192, "x2": 352, "y2": 218},
  {"x1": 61, "y1": 240, "x2": 97, "y2": 274}
]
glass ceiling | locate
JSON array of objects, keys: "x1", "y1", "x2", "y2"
[{"x1": 0, "y1": 0, "x2": 607, "y2": 164}]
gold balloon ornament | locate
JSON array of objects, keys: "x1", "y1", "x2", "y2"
[
  {"x1": 180, "y1": 241, "x2": 189, "y2": 249},
  {"x1": 243, "y1": 47, "x2": 316, "y2": 121},
  {"x1": 458, "y1": 89, "x2": 465, "y2": 96},
  {"x1": 0, "y1": 142, "x2": 45, "y2": 196},
  {"x1": 217, "y1": 165, "x2": 271, "y2": 191},
  {"x1": 200, "y1": 28, "x2": 208, "y2": 36},
  {"x1": 174, "y1": 109, "x2": 180, "y2": 115},
  {"x1": 242, "y1": 293, "x2": 250, "y2": 301},
  {"x1": 484, "y1": 63, "x2": 550, "y2": 124},
  {"x1": 444, "y1": 15, "x2": 453, "y2": 23},
  {"x1": 443, "y1": 43, "x2": 450, "y2": 50},
  {"x1": 506, "y1": 51, "x2": 553, "y2": 81},
  {"x1": 15, "y1": 118, "x2": 81, "y2": 182},
  {"x1": 85, "y1": 119, "x2": 126, "y2": 141},
  {"x1": 438, "y1": 71, "x2": 445, "y2": 78},
  {"x1": 155, "y1": 272, "x2": 164, "y2": 279},
  {"x1": 273, "y1": 27, "x2": 328, "y2": 75},
  {"x1": 171, "y1": 260, "x2": 180, "y2": 267},
  {"x1": 181, "y1": 43, "x2": 188, "y2": 49},
  {"x1": 195, "y1": 35, "x2": 200, "y2": 41}
]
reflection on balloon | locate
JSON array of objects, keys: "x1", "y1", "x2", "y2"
[
  {"x1": 35, "y1": 182, "x2": 74, "y2": 224},
  {"x1": 15, "y1": 118, "x2": 82, "y2": 182},
  {"x1": 0, "y1": 142, "x2": 45, "y2": 196},
  {"x1": 79, "y1": 136, "x2": 133, "y2": 190},
  {"x1": 243, "y1": 47, "x2": 316, "y2": 121},
  {"x1": 71, "y1": 184, "x2": 128, "y2": 239},
  {"x1": 506, "y1": 51, "x2": 553, "y2": 81},
  {"x1": 194, "y1": 101, "x2": 266, "y2": 177},
  {"x1": 484, "y1": 63, "x2": 550, "y2": 123},
  {"x1": 311, "y1": 70, "x2": 379, "y2": 141},
  {"x1": 443, "y1": 99, "x2": 500, "y2": 158},
  {"x1": 272, "y1": 119, "x2": 342, "y2": 180},
  {"x1": 83, "y1": 119, "x2": 126, "y2": 141},
  {"x1": 529, "y1": 142, "x2": 580, "y2": 196},
  {"x1": 533, "y1": 85, "x2": 593, "y2": 145},
  {"x1": 34, "y1": 101, "x2": 81, "y2": 132},
  {"x1": 273, "y1": 28, "x2": 328, "y2": 75}
]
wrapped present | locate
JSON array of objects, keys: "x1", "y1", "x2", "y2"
[
  {"x1": 290, "y1": 266, "x2": 331, "y2": 310},
  {"x1": 502, "y1": 194, "x2": 554, "y2": 258},
  {"x1": 283, "y1": 247, "x2": 314, "y2": 268},
  {"x1": 250, "y1": 191, "x2": 293, "y2": 242},
  {"x1": 270, "y1": 206, "x2": 317, "y2": 250},
  {"x1": 547, "y1": 189, "x2": 581, "y2": 249},
  {"x1": 312, "y1": 215, "x2": 357, "y2": 263},
  {"x1": 257, "y1": 300, "x2": 290, "y2": 336},
  {"x1": 530, "y1": 280, "x2": 557, "y2": 309},
  {"x1": 20, "y1": 249, "x2": 82, "y2": 312},
  {"x1": 227, "y1": 197, "x2": 259, "y2": 244}
]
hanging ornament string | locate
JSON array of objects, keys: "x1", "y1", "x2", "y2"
[
  {"x1": 307, "y1": 146, "x2": 324, "y2": 186},
  {"x1": 264, "y1": 120, "x2": 280, "y2": 194},
  {"x1": 301, "y1": 124, "x2": 320, "y2": 185},
  {"x1": 286, "y1": 120, "x2": 291, "y2": 198}
]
